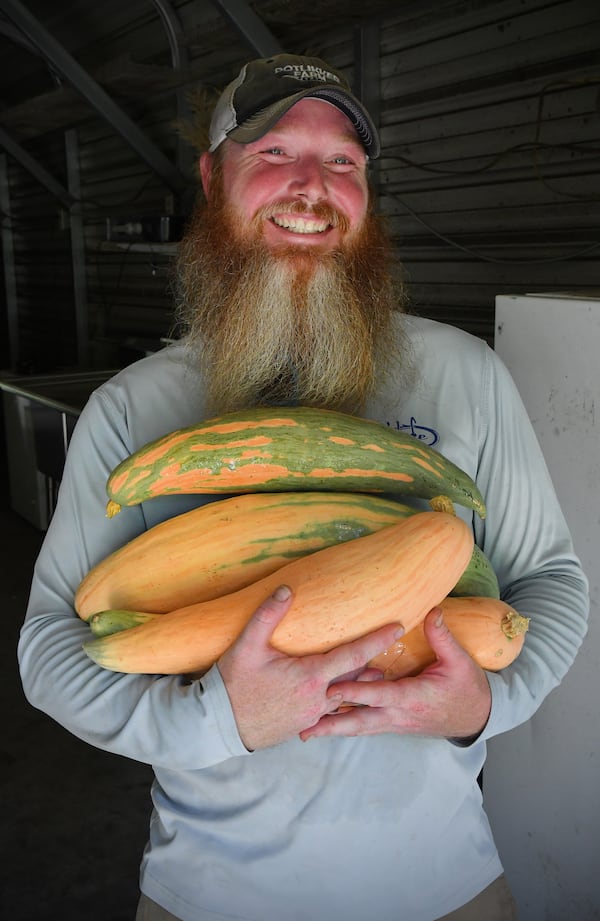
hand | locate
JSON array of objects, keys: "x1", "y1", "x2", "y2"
[
  {"x1": 216, "y1": 585, "x2": 404, "y2": 751},
  {"x1": 299, "y1": 607, "x2": 492, "y2": 742}
]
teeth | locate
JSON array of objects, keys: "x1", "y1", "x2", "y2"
[{"x1": 272, "y1": 215, "x2": 329, "y2": 234}]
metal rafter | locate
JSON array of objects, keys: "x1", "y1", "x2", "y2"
[
  {"x1": 208, "y1": 0, "x2": 283, "y2": 57},
  {"x1": 0, "y1": 124, "x2": 74, "y2": 207},
  {"x1": 0, "y1": 0, "x2": 187, "y2": 195}
]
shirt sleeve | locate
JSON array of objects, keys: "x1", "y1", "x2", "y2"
[
  {"x1": 472, "y1": 346, "x2": 589, "y2": 742},
  {"x1": 17, "y1": 386, "x2": 250, "y2": 770}
]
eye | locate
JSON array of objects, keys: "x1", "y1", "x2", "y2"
[
  {"x1": 262, "y1": 147, "x2": 286, "y2": 156},
  {"x1": 327, "y1": 154, "x2": 360, "y2": 172}
]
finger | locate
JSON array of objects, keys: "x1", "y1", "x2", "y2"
[
  {"x1": 328, "y1": 667, "x2": 384, "y2": 715},
  {"x1": 329, "y1": 665, "x2": 384, "y2": 686},
  {"x1": 236, "y1": 584, "x2": 295, "y2": 653},
  {"x1": 326, "y1": 677, "x2": 388, "y2": 709},
  {"x1": 355, "y1": 667, "x2": 385, "y2": 683},
  {"x1": 422, "y1": 607, "x2": 465, "y2": 665},
  {"x1": 300, "y1": 705, "x2": 376, "y2": 741},
  {"x1": 321, "y1": 620, "x2": 404, "y2": 682}
]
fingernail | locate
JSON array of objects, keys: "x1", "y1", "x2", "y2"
[
  {"x1": 273, "y1": 584, "x2": 291, "y2": 602},
  {"x1": 435, "y1": 609, "x2": 444, "y2": 627},
  {"x1": 394, "y1": 624, "x2": 405, "y2": 639}
]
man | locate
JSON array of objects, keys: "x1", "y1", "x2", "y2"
[{"x1": 19, "y1": 54, "x2": 588, "y2": 921}]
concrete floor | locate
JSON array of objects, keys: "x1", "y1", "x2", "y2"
[{"x1": 1, "y1": 490, "x2": 153, "y2": 920}]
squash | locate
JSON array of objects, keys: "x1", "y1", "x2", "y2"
[
  {"x1": 453, "y1": 543, "x2": 499, "y2": 600},
  {"x1": 105, "y1": 406, "x2": 486, "y2": 519},
  {"x1": 83, "y1": 510, "x2": 474, "y2": 675},
  {"x1": 88, "y1": 597, "x2": 528, "y2": 677},
  {"x1": 88, "y1": 609, "x2": 157, "y2": 637},
  {"x1": 77, "y1": 491, "x2": 499, "y2": 620},
  {"x1": 368, "y1": 596, "x2": 529, "y2": 679}
]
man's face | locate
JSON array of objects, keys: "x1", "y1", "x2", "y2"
[
  {"x1": 177, "y1": 102, "x2": 406, "y2": 415},
  {"x1": 201, "y1": 98, "x2": 370, "y2": 253}
]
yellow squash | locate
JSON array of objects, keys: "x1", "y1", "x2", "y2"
[
  {"x1": 76, "y1": 492, "x2": 498, "y2": 620},
  {"x1": 83, "y1": 511, "x2": 474, "y2": 675},
  {"x1": 369, "y1": 596, "x2": 529, "y2": 678}
]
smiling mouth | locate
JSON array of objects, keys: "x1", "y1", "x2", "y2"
[{"x1": 270, "y1": 214, "x2": 330, "y2": 235}]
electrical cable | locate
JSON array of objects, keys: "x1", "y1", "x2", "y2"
[
  {"x1": 389, "y1": 192, "x2": 600, "y2": 265},
  {"x1": 383, "y1": 140, "x2": 600, "y2": 178},
  {"x1": 383, "y1": 75, "x2": 600, "y2": 265}
]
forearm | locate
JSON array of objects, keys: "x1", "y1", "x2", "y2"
[
  {"x1": 18, "y1": 387, "x2": 249, "y2": 770},
  {"x1": 18, "y1": 605, "x2": 248, "y2": 769},
  {"x1": 481, "y1": 566, "x2": 588, "y2": 741}
]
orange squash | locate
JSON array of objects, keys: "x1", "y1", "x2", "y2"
[
  {"x1": 88, "y1": 596, "x2": 528, "y2": 679},
  {"x1": 77, "y1": 492, "x2": 499, "y2": 621},
  {"x1": 77, "y1": 492, "x2": 433, "y2": 619},
  {"x1": 368, "y1": 596, "x2": 529, "y2": 678},
  {"x1": 83, "y1": 511, "x2": 473, "y2": 675}
]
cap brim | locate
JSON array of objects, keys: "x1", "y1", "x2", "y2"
[{"x1": 227, "y1": 87, "x2": 380, "y2": 159}]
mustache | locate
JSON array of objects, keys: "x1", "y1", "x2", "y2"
[{"x1": 253, "y1": 200, "x2": 351, "y2": 233}]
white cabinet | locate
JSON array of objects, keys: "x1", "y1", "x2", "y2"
[{"x1": 485, "y1": 294, "x2": 600, "y2": 919}]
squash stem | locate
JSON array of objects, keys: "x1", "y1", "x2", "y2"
[
  {"x1": 501, "y1": 610, "x2": 530, "y2": 639},
  {"x1": 429, "y1": 495, "x2": 455, "y2": 515}
]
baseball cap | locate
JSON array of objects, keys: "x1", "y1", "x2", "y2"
[{"x1": 208, "y1": 53, "x2": 380, "y2": 159}]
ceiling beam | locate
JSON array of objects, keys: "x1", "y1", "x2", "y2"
[
  {"x1": 0, "y1": 124, "x2": 74, "y2": 207},
  {"x1": 1, "y1": 0, "x2": 187, "y2": 195},
  {"x1": 208, "y1": 0, "x2": 283, "y2": 57}
]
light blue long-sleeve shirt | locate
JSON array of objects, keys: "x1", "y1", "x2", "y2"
[{"x1": 19, "y1": 315, "x2": 588, "y2": 921}]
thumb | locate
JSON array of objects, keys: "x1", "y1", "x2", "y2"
[
  {"x1": 422, "y1": 606, "x2": 463, "y2": 663},
  {"x1": 217, "y1": 584, "x2": 295, "y2": 682},
  {"x1": 240, "y1": 584, "x2": 295, "y2": 648}
]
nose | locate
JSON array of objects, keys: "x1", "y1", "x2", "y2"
[{"x1": 288, "y1": 155, "x2": 327, "y2": 203}]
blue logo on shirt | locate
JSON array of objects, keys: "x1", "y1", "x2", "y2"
[{"x1": 386, "y1": 416, "x2": 439, "y2": 447}]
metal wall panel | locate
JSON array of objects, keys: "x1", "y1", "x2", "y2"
[
  {"x1": 0, "y1": 132, "x2": 78, "y2": 372},
  {"x1": 376, "y1": 0, "x2": 600, "y2": 338}
]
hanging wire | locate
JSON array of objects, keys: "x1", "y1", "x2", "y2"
[
  {"x1": 531, "y1": 76, "x2": 600, "y2": 200},
  {"x1": 382, "y1": 75, "x2": 600, "y2": 265},
  {"x1": 387, "y1": 192, "x2": 600, "y2": 265},
  {"x1": 382, "y1": 140, "x2": 600, "y2": 178},
  {"x1": 382, "y1": 75, "x2": 600, "y2": 178}
]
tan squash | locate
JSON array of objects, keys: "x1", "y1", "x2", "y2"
[
  {"x1": 83, "y1": 511, "x2": 473, "y2": 675},
  {"x1": 76, "y1": 492, "x2": 499, "y2": 620},
  {"x1": 89, "y1": 596, "x2": 528, "y2": 679},
  {"x1": 368, "y1": 596, "x2": 529, "y2": 679}
]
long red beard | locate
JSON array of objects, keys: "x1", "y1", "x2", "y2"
[{"x1": 174, "y1": 186, "x2": 406, "y2": 415}]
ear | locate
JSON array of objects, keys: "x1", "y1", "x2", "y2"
[{"x1": 199, "y1": 152, "x2": 214, "y2": 198}]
